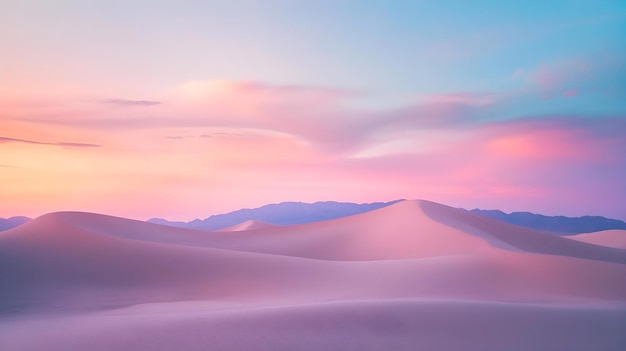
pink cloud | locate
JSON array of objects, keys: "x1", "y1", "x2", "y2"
[
  {"x1": 515, "y1": 59, "x2": 591, "y2": 97},
  {"x1": 174, "y1": 80, "x2": 357, "y2": 110},
  {"x1": 10, "y1": 80, "x2": 487, "y2": 157},
  {"x1": 477, "y1": 117, "x2": 626, "y2": 169},
  {"x1": 485, "y1": 128, "x2": 596, "y2": 161},
  {"x1": 539, "y1": 61, "x2": 588, "y2": 89},
  {"x1": 514, "y1": 56, "x2": 626, "y2": 100}
]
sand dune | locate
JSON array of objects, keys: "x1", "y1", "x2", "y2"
[
  {"x1": 1, "y1": 199, "x2": 625, "y2": 350},
  {"x1": 570, "y1": 230, "x2": 626, "y2": 249},
  {"x1": 419, "y1": 200, "x2": 626, "y2": 264}
]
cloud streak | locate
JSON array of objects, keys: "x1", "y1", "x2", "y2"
[{"x1": 0, "y1": 136, "x2": 101, "y2": 148}]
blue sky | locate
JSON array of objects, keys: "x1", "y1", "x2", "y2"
[{"x1": 3, "y1": 0, "x2": 624, "y2": 97}]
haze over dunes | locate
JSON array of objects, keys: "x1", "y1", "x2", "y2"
[{"x1": 1, "y1": 200, "x2": 625, "y2": 350}]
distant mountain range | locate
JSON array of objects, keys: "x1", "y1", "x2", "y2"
[
  {"x1": 149, "y1": 201, "x2": 626, "y2": 234},
  {"x1": 149, "y1": 200, "x2": 404, "y2": 230},
  {"x1": 469, "y1": 209, "x2": 626, "y2": 234},
  {"x1": 0, "y1": 216, "x2": 30, "y2": 231},
  {"x1": 2, "y1": 201, "x2": 626, "y2": 234}
]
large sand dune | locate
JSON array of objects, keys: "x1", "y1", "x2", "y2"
[
  {"x1": 571, "y1": 229, "x2": 626, "y2": 249},
  {"x1": 1, "y1": 200, "x2": 625, "y2": 350}
]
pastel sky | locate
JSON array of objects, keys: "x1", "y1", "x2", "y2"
[{"x1": 1, "y1": 0, "x2": 626, "y2": 221}]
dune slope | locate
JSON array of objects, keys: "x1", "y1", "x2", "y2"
[{"x1": 570, "y1": 230, "x2": 626, "y2": 249}]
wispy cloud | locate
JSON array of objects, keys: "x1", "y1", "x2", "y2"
[
  {"x1": 200, "y1": 132, "x2": 249, "y2": 138},
  {"x1": 102, "y1": 99, "x2": 161, "y2": 107},
  {"x1": 514, "y1": 56, "x2": 626, "y2": 99},
  {"x1": 164, "y1": 136, "x2": 185, "y2": 140},
  {"x1": 13, "y1": 80, "x2": 498, "y2": 157},
  {"x1": 0, "y1": 136, "x2": 101, "y2": 148},
  {"x1": 7, "y1": 76, "x2": 624, "y2": 164}
]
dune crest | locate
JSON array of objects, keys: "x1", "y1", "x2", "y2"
[
  {"x1": 570, "y1": 230, "x2": 626, "y2": 249},
  {"x1": 219, "y1": 220, "x2": 279, "y2": 232}
]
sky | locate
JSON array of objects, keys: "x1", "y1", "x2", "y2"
[{"x1": 1, "y1": 0, "x2": 626, "y2": 221}]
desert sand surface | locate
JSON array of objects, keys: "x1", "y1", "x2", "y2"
[{"x1": 1, "y1": 200, "x2": 625, "y2": 350}]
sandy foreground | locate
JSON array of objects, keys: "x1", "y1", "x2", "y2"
[{"x1": 1, "y1": 200, "x2": 625, "y2": 350}]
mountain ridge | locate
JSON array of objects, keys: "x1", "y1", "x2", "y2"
[
  {"x1": 0, "y1": 216, "x2": 30, "y2": 231},
  {"x1": 3, "y1": 201, "x2": 626, "y2": 234},
  {"x1": 469, "y1": 209, "x2": 626, "y2": 234},
  {"x1": 149, "y1": 200, "x2": 405, "y2": 230},
  {"x1": 148, "y1": 200, "x2": 626, "y2": 234}
]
